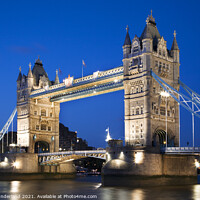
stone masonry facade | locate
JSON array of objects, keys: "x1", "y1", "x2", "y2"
[{"x1": 123, "y1": 13, "x2": 180, "y2": 147}]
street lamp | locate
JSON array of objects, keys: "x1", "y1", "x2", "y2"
[{"x1": 160, "y1": 91, "x2": 170, "y2": 147}]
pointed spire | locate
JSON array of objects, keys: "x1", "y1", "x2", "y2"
[
  {"x1": 171, "y1": 30, "x2": 179, "y2": 50},
  {"x1": 17, "y1": 66, "x2": 22, "y2": 81},
  {"x1": 146, "y1": 10, "x2": 156, "y2": 24},
  {"x1": 28, "y1": 62, "x2": 33, "y2": 78},
  {"x1": 123, "y1": 25, "x2": 131, "y2": 46},
  {"x1": 54, "y1": 69, "x2": 60, "y2": 85},
  {"x1": 35, "y1": 55, "x2": 43, "y2": 65}
]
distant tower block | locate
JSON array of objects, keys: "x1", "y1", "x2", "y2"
[
  {"x1": 17, "y1": 58, "x2": 60, "y2": 153},
  {"x1": 123, "y1": 12, "x2": 180, "y2": 147}
]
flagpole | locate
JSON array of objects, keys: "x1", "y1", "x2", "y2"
[{"x1": 82, "y1": 63, "x2": 83, "y2": 80}]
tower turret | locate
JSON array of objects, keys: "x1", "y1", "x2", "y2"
[
  {"x1": 17, "y1": 66, "x2": 22, "y2": 89},
  {"x1": 171, "y1": 30, "x2": 180, "y2": 63},
  {"x1": 54, "y1": 69, "x2": 60, "y2": 85},
  {"x1": 27, "y1": 62, "x2": 34, "y2": 91},
  {"x1": 123, "y1": 25, "x2": 131, "y2": 58}
]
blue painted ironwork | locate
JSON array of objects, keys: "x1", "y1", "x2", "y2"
[
  {"x1": 0, "y1": 107, "x2": 17, "y2": 141},
  {"x1": 151, "y1": 70, "x2": 200, "y2": 118},
  {"x1": 51, "y1": 79, "x2": 123, "y2": 102}
]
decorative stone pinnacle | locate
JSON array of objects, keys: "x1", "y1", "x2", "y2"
[
  {"x1": 173, "y1": 30, "x2": 176, "y2": 38},
  {"x1": 126, "y1": 25, "x2": 129, "y2": 33},
  {"x1": 38, "y1": 55, "x2": 40, "y2": 60},
  {"x1": 19, "y1": 66, "x2": 21, "y2": 72},
  {"x1": 151, "y1": 9, "x2": 152, "y2": 16},
  {"x1": 29, "y1": 62, "x2": 31, "y2": 68},
  {"x1": 68, "y1": 74, "x2": 70, "y2": 78},
  {"x1": 56, "y1": 69, "x2": 58, "y2": 74}
]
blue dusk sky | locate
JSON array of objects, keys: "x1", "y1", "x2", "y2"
[{"x1": 0, "y1": 0, "x2": 199, "y2": 148}]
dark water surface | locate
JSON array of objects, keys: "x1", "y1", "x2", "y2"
[{"x1": 0, "y1": 175, "x2": 199, "y2": 200}]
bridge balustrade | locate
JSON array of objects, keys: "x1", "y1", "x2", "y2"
[{"x1": 161, "y1": 147, "x2": 200, "y2": 153}]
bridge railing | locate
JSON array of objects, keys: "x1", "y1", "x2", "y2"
[
  {"x1": 161, "y1": 147, "x2": 200, "y2": 153},
  {"x1": 38, "y1": 150, "x2": 106, "y2": 157},
  {"x1": 31, "y1": 66, "x2": 123, "y2": 96}
]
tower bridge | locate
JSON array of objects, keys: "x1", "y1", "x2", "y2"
[
  {"x1": 0, "y1": 12, "x2": 200, "y2": 178},
  {"x1": 0, "y1": 12, "x2": 199, "y2": 153}
]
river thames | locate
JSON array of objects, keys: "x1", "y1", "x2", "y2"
[{"x1": 0, "y1": 176, "x2": 199, "y2": 200}]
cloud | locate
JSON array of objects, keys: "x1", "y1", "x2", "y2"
[{"x1": 8, "y1": 43, "x2": 48, "y2": 54}]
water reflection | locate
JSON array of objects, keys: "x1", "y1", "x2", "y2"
[
  {"x1": 131, "y1": 189, "x2": 144, "y2": 200},
  {"x1": 193, "y1": 185, "x2": 200, "y2": 200},
  {"x1": 0, "y1": 176, "x2": 198, "y2": 200},
  {"x1": 10, "y1": 181, "x2": 20, "y2": 193}
]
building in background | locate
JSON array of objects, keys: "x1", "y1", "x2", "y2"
[{"x1": 59, "y1": 123, "x2": 95, "y2": 151}]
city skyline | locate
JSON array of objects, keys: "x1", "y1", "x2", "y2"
[{"x1": 0, "y1": 0, "x2": 200, "y2": 148}]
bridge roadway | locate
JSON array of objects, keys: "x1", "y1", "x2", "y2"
[
  {"x1": 38, "y1": 147, "x2": 200, "y2": 165},
  {"x1": 38, "y1": 150, "x2": 106, "y2": 165},
  {"x1": 30, "y1": 66, "x2": 124, "y2": 103}
]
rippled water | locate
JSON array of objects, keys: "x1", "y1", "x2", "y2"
[{"x1": 0, "y1": 176, "x2": 200, "y2": 200}]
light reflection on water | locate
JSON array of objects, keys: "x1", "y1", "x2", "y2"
[{"x1": 0, "y1": 176, "x2": 198, "y2": 200}]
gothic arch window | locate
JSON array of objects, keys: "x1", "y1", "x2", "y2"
[
  {"x1": 131, "y1": 87, "x2": 134, "y2": 94},
  {"x1": 163, "y1": 51, "x2": 166, "y2": 57},
  {"x1": 131, "y1": 108, "x2": 135, "y2": 115},
  {"x1": 136, "y1": 87, "x2": 139, "y2": 93},
  {"x1": 132, "y1": 40, "x2": 139, "y2": 54},
  {"x1": 41, "y1": 109, "x2": 46, "y2": 117},
  {"x1": 141, "y1": 85, "x2": 143, "y2": 92},
  {"x1": 141, "y1": 107, "x2": 143, "y2": 114},
  {"x1": 136, "y1": 107, "x2": 139, "y2": 115}
]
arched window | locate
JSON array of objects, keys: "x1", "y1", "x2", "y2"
[
  {"x1": 131, "y1": 108, "x2": 135, "y2": 115},
  {"x1": 131, "y1": 87, "x2": 134, "y2": 94},
  {"x1": 141, "y1": 85, "x2": 143, "y2": 92},
  {"x1": 136, "y1": 108, "x2": 139, "y2": 115},
  {"x1": 141, "y1": 107, "x2": 143, "y2": 114},
  {"x1": 41, "y1": 109, "x2": 46, "y2": 117}
]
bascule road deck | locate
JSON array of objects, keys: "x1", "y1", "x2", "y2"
[{"x1": 30, "y1": 66, "x2": 124, "y2": 103}]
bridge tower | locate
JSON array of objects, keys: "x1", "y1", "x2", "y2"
[
  {"x1": 17, "y1": 58, "x2": 60, "y2": 153},
  {"x1": 123, "y1": 12, "x2": 180, "y2": 147}
]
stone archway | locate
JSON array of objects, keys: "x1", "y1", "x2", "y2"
[
  {"x1": 152, "y1": 128, "x2": 175, "y2": 147},
  {"x1": 34, "y1": 141, "x2": 50, "y2": 153},
  {"x1": 153, "y1": 129, "x2": 167, "y2": 147}
]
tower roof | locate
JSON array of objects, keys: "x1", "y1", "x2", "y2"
[
  {"x1": 123, "y1": 25, "x2": 131, "y2": 46},
  {"x1": 27, "y1": 62, "x2": 33, "y2": 78},
  {"x1": 140, "y1": 11, "x2": 161, "y2": 47},
  {"x1": 32, "y1": 57, "x2": 51, "y2": 86},
  {"x1": 17, "y1": 67, "x2": 22, "y2": 81},
  {"x1": 171, "y1": 30, "x2": 179, "y2": 50},
  {"x1": 54, "y1": 69, "x2": 60, "y2": 85}
]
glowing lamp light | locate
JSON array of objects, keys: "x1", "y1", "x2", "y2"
[
  {"x1": 12, "y1": 161, "x2": 21, "y2": 169},
  {"x1": 135, "y1": 151, "x2": 144, "y2": 164},
  {"x1": 160, "y1": 91, "x2": 170, "y2": 97},
  {"x1": 119, "y1": 151, "x2": 124, "y2": 160},
  {"x1": 195, "y1": 160, "x2": 200, "y2": 168},
  {"x1": 114, "y1": 79, "x2": 118, "y2": 83}
]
